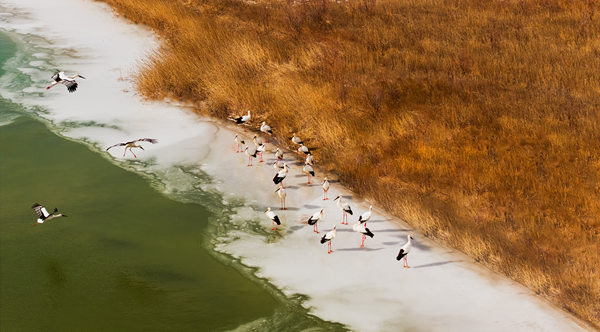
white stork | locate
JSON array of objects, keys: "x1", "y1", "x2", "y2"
[
  {"x1": 260, "y1": 122, "x2": 273, "y2": 143},
  {"x1": 257, "y1": 143, "x2": 267, "y2": 163},
  {"x1": 291, "y1": 133, "x2": 303, "y2": 151},
  {"x1": 275, "y1": 148, "x2": 283, "y2": 161},
  {"x1": 47, "y1": 71, "x2": 85, "y2": 93},
  {"x1": 297, "y1": 143, "x2": 310, "y2": 156},
  {"x1": 272, "y1": 160, "x2": 285, "y2": 170},
  {"x1": 308, "y1": 208, "x2": 324, "y2": 233},
  {"x1": 273, "y1": 163, "x2": 290, "y2": 187},
  {"x1": 322, "y1": 177, "x2": 330, "y2": 200},
  {"x1": 353, "y1": 221, "x2": 375, "y2": 247},
  {"x1": 334, "y1": 195, "x2": 353, "y2": 225},
  {"x1": 32, "y1": 203, "x2": 67, "y2": 226},
  {"x1": 305, "y1": 153, "x2": 314, "y2": 166},
  {"x1": 358, "y1": 205, "x2": 373, "y2": 227},
  {"x1": 229, "y1": 111, "x2": 251, "y2": 131},
  {"x1": 396, "y1": 235, "x2": 414, "y2": 268},
  {"x1": 234, "y1": 134, "x2": 245, "y2": 153},
  {"x1": 320, "y1": 225, "x2": 337, "y2": 254},
  {"x1": 265, "y1": 207, "x2": 281, "y2": 230},
  {"x1": 275, "y1": 185, "x2": 287, "y2": 210},
  {"x1": 244, "y1": 146, "x2": 257, "y2": 166},
  {"x1": 253, "y1": 134, "x2": 263, "y2": 147},
  {"x1": 302, "y1": 163, "x2": 315, "y2": 184},
  {"x1": 106, "y1": 138, "x2": 158, "y2": 158}
]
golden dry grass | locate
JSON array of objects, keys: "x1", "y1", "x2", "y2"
[{"x1": 100, "y1": 0, "x2": 600, "y2": 328}]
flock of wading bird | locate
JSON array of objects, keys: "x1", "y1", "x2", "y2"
[
  {"x1": 32, "y1": 72, "x2": 414, "y2": 267},
  {"x1": 229, "y1": 111, "x2": 414, "y2": 266}
]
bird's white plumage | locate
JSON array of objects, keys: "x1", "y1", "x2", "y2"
[{"x1": 359, "y1": 205, "x2": 373, "y2": 224}]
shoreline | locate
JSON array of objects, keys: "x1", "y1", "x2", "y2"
[{"x1": 0, "y1": 0, "x2": 594, "y2": 331}]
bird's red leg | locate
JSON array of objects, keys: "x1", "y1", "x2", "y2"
[
  {"x1": 361, "y1": 235, "x2": 365, "y2": 247},
  {"x1": 307, "y1": 174, "x2": 311, "y2": 184},
  {"x1": 123, "y1": 149, "x2": 126, "y2": 157},
  {"x1": 131, "y1": 148, "x2": 137, "y2": 158},
  {"x1": 271, "y1": 221, "x2": 274, "y2": 230},
  {"x1": 260, "y1": 153, "x2": 263, "y2": 162},
  {"x1": 283, "y1": 198, "x2": 286, "y2": 210}
]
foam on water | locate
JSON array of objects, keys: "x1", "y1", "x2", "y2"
[{"x1": 0, "y1": 0, "x2": 592, "y2": 331}]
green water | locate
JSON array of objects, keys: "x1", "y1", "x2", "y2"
[{"x1": 0, "y1": 32, "x2": 277, "y2": 331}]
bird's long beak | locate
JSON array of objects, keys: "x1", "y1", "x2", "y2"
[
  {"x1": 80, "y1": 76, "x2": 86, "y2": 79},
  {"x1": 140, "y1": 146, "x2": 145, "y2": 151}
]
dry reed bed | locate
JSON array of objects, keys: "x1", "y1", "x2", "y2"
[{"x1": 101, "y1": 0, "x2": 600, "y2": 328}]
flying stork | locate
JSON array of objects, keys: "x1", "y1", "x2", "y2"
[
  {"x1": 32, "y1": 203, "x2": 67, "y2": 226},
  {"x1": 106, "y1": 138, "x2": 158, "y2": 158},
  {"x1": 47, "y1": 70, "x2": 86, "y2": 93}
]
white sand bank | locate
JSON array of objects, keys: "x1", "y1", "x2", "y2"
[{"x1": 0, "y1": 0, "x2": 593, "y2": 331}]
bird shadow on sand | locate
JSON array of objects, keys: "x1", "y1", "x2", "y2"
[
  {"x1": 412, "y1": 261, "x2": 459, "y2": 269},
  {"x1": 283, "y1": 185, "x2": 300, "y2": 190},
  {"x1": 303, "y1": 204, "x2": 322, "y2": 209},
  {"x1": 279, "y1": 207, "x2": 300, "y2": 211},
  {"x1": 336, "y1": 247, "x2": 385, "y2": 252},
  {"x1": 286, "y1": 225, "x2": 304, "y2": 235},
  {"x1": 365, "y1": 219, "x2": 386, "y2": 223}
]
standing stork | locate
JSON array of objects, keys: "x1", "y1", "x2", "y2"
[
  {"x1": 305, "y1": 153, "x2": 314, "y2": 166},
  {"x1": 320, "y1": 225, "x2": 337, "y2": 254},
  {"x1": 358, "y1": 205, "x2": 373, "y2": 227},
  {"x1": 47, "y1": 70, "x2": 85, "y2": 93},
  {"x1": 275, "y1": 185, "x2": 287, "y2": 210},
  {"x1": 106, "y1": 138, "x2": 158, "y2": 158},
  {"x1": 396, "y1": 235, "x2": 414, "y2": 268},
  {"x1": 260, "y1": 122, "x2": 273, "y2": 143},
  {"x1": 302, "y1": 163, "x2": 315, "y2": 184},
  {"x1": 257, "y1": 143, "x2": 267, "y2": 163},
  {"x1": 308, "y1": 208, "x2": 324, "y2": 233},
  {"x1": 322, "y1": 177, "x2": 330, "y2": 200},
  {"x1": 229, "y1": 111, "x2": 251, "y2": 131},
  {"x1": 244, "y1": 146, "x2": 257, "y2": 166},
  {"x1": 272, "y1": 160, "x2": 285, "y2": 170},
  {"x1": 273, "y1": 163, "x2": 290, "y2": 187},
  {"x1": 334, "y1": 195, "x2": 353, "y2": 225},
  {"x1": 234, "y1": 134, "x2": 245, "y2": 153},
  {"x1": 297, "y1": 143, "x2": 310, "y2": 156},
  {"x1": 353, "y1": 221, "x2": 375, "y2": 247},
  {"x1": 275, "y1": 148, "x2": 284, "y2": 161},
  {"x1": 265, "y1": 207, "x2": 281, "y2": 230},
  {"x1": 32, "y1": 203, "x2": 67, "y2": 226},
  {"x1": 291, "y1": 133, "x2": 303, "y2": 152},
  {"x1": 253, "y1": 134, "x2": 263, "y2": 147}
]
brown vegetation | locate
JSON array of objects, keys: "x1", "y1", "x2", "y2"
[{"x1": 100, "y1": 0, "x2": 600, "y2": 328}]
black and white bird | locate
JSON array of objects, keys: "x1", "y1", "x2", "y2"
[
  {"x1": 234, "y1": 134, "x2": 245, "y2": 153},
  {"x1": 275, "y1": 185, "x2": 287, "y2": 210},
  {"x1": 396, "y1": 235, "x2": 414, "y2": 268},
  {"x1": 334, "y1": 195, "x2": 353, "y2": 225},
  {"x1": 106, "y1": 138, "x2": 158, "y2": 158},
  {"x1": 260, "y1": 122, "x2": 273, "y2": 143},
  {"x1": 32, "y1": 203, "x2": 67, "y2": 226},
  {"x1": 265, "y1": 207, "x2": 281, "y2": 230},
  {"x1": 273, "y1": 163, "x2": 290, "y2": 187},
  {"x1": 229, "y1": 111, "x2": 251, "y2": 131},
  {"x1": 291, "y1": 133, "x2": 303, "y2": 151},
  {"x1": 275, "y1": 148, "x2": 283, "y2": 161},
  {"x1": 358, "y1": 205, "x2": 373, "y2": 227},
  {"x1": 320, "y1": 225, "x2": 337, "y2": 254},
  {"x1": 302, "y1": 163, "x2": 315, "y2": 184},
  {"x1": 353, "y1": 221, "x2": 374, "y2": 247},
  {"x1": 305, "y1": 153, "x2": 314, "y2": 166},
  {"x1": 272, "y1": 159, "x2": 285, "y2": 170},
  {"x1": 47, "y1": 70, "x2": 85, "y2": 93},
  {"x1": 244, "y1": 146, "x2": 258, "y2": 166},
  {"x1": 257, "y1": 143, "x2": 267, "y2": 163},
  {"x1": 322, "y1": 177, "x2": 330, "y2": 200},
  {"x1": 308, "y1": 208, "x2": 324, "y2": 233},
  {"x1": 297, "y1": 143, "x2": 310, "y2": 156},
  {"x1": 253, "y1": 134, "x2": 263, "y2": 147}
]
